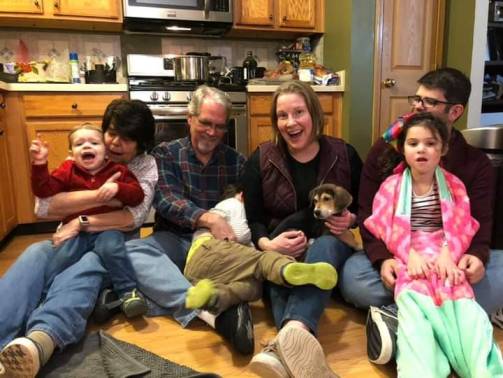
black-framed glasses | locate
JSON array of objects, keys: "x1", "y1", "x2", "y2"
[
  {"x1": 407, "y1": 95, "x2": 456, "y2": 108},
  {"x1": 195, "y1": 116, "x2": 228, "y2": 133}
]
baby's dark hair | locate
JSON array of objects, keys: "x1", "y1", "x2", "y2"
[
  {"x1": 379, "y1": 113, "x2": 449, "y2": 178},
  {"x1": 220, "y1": 183, "x2": 244, "y2": 201}
]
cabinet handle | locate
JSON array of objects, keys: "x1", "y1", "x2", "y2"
[
  {"x1": 282, "y1": 16, "x2": 288, "y2": 21},
  {"x1": 0, "y1": 102, "x2": 5, "y2": 109},
  {"x1": 0, "y1": 129, "x2": 4, "y2": 136},
  {"x1": 54, "y1": 0, "x2": 60, "y2": 9},
  {"x1": 269, "y1": 14, "x2": 273, "y2": 20},
  {"x1": 33, "y1": 0, "x2": 40, "y2": 7},
  {"x1": 71, "y1": 103, "x2": 78, "y2": 109}
]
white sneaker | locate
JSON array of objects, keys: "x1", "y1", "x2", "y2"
[
  {"x1": 0, "y1": 337, "x2": 40, "y2": 378},
  {"x1": 491, "y1": 308, "x2": 503, "y2": 329},
  {"x1": 249, "y1": 340, "x2": 289, "y2": 378}
]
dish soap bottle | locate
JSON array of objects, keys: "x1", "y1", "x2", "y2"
[
  {"x1": 298, "y1": 44, "x2": 316, "y2": 83},
  {"x1": 69, "y1": 52, "x2": 80, "y2": 83},
  {"x1": 242, "y1": 51, "x2": 257, "y2": 82}
]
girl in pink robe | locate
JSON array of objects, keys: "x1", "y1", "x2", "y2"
[{"x1": 364, "y1": 113, "x2": 503, "y2": 378}]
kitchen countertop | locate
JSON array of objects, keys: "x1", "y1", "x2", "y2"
[
  {"x1": 0, "y1": 82, "x2": 128, "y2": 92},
  {"x1": 247, "y1": 70, "x2": 345, "y2": 93}
]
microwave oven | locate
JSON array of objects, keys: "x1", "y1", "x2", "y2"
[{"x1": 124, "y1": 0, "x2": 232, "y2": 35}]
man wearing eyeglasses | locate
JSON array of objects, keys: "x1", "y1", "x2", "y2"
[
  {"x1": 94, "y1": 85, "x2": 254, "y2": 355},
  {"x1": 340, "y1": 67, "x2": 503, "y2": 364}
]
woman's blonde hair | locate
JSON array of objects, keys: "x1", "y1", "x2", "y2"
[
  {"x1": 270, "y1": 81, "x2": 324, "y2": 146},
  {"x1": 68, "y1": 122, "x2": 103, "y2": 149}
]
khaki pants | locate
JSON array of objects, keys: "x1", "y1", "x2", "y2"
[{"x1": 184, "y1": 238, "x2": 294, "y2": 313}]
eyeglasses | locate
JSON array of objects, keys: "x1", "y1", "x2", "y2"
[
  {"x1": 407, "y1": 95, "x2": 456, "y2": 108},
  {"x1": 195, "y1": 116, "x2": 228, "y2": 133}
]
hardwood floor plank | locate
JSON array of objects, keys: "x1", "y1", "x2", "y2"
[{"x1": 1, "y1": 234, "x2": 502, "y2": 377}]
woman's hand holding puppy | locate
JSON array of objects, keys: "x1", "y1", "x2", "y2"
[{"x1": 324, "y1": 209, "x2": 356, "y2": 235}]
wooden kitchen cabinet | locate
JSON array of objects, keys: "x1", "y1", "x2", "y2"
[
  {"x1": 5, "y1": 91, "x2": 125, "y2": 224},
  {"x1": 231, "y1": 0, "x2": 324, "y2": 38},
  {"x1": 247, "y1": 91, "x2": 342, "y2": 154},
  {"x1": 0, "y1": 93, "x2": 17, "y2": 240},
  {"x1": 0, "y1": 0, "x2": 121, "y2": 31}
]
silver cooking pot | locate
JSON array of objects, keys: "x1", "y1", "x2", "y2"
[{"x1": 172, "y1": 54, "x2": 209, "y2": 81}]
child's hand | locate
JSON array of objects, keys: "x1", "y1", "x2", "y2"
[
  {"x1": 436, "y1": 244, "x2": 464, "y2": 286},
  {"x1": 407, "y1": 248, "x2": 432, "y2": 279},
  {"x1": 29, "y1": 134, "x2": 49, "y2": 164},
  {"x1": 96, "y1": 182, "x2": 119, "y2": 202}
]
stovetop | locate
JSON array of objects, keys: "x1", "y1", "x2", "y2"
[{"x1": 128, "y1": 77, "x2": 246, "y2": 92}]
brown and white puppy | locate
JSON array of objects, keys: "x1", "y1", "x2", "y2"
[{"x1": 310, "y1": 183, "x2": 362, "y2": 250}]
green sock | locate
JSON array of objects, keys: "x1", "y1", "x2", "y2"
[
  {"x1": 26, "y1": 330, "x2": 55, "y2": 366},
  {"x1": 282, "y1": 262, "x2": 338, "y2": 290},
  {"x1": 186, "y1": 279, "x2": 217, "y2": 309}
]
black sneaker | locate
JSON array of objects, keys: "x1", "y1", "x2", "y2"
[
  {"x1": 121, "y1": 289, "x2": 148, "y2": 318},
  {"x1": 366, "y1": 304, "x2": 398, "y2": 365},
  {"x1": 92, "y1": 288, "x2": 122, "y2": 324},
  {"x1": 215, "y1": 302, "x2": 254, "y2": 355}
]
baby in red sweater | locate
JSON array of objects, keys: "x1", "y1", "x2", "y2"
[{"x1": 29, "y1": 123, "x2": 147, "y2": 319}]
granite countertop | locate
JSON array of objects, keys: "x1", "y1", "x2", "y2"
[{"x1": 0, "y1": 82, "x2": 128, "y2": 92}]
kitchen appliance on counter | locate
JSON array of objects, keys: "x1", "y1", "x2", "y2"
[
  {"x1": 127, "y1": 54, "x2": 248, "y2": 155},
  {"x1": 123, "y1": 0, "x2": 232, "y2": 36},
  {"x1": 84, "y1": 56, "x2": 120, "y2": 83}
]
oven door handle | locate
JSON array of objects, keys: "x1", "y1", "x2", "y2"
[{"x1": 149, "y1": 105, "x2": 189, "y2": 117}]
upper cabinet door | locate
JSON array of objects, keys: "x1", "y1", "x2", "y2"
[
  {"x1": 236, "y1": 0, "x2": 274, "y2": 26},
  {"x1": 0, "y1": 0, "x2": 43, "y2": 14},
  {"x1": 278, "y1": 0, "x2": 316, "y2": 29},
  {"x1": 53, "y1": 0, "x2": 120, "y2": 19}
]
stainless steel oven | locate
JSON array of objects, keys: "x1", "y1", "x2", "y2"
[{"x1": 127, "y1": 54, "x2": 248, "y2": 156}]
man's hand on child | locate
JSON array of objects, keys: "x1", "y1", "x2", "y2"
[
  {"x1": 380, "y1": 258, "x2": 399, "y2": 289},
  {"x1": 268, "y1": 230, "x2": 307, "y2": 259},
  {"x1": 29, "y1": 134, "x2": 49, "y2": 165},
  {"x1": 458, "y1": 254, "x2": 485, "y2": 284}
]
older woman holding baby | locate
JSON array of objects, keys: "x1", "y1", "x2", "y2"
[
  {"x1": 0, "y1": 99, "x2": 157, "y2": 377},
  {"x1": 242, "y1": 81, "x2": 362, "y2": 377}
]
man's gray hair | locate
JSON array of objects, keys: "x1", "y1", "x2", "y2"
[{"x1": 188, "y1": 85, "x2": 232, "y2": 120}]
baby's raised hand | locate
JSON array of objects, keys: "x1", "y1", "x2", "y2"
[
  {"x1": 29, "y1": 134, "x2": 49, "y2": 164},
  {"x1": 407, "y1": 248, "x2": 432, "y2": 279},
  {"x1": 96, "y1": 181, "x2": 119, "y2": 202},
  {"x1": 436, "y1": 245, "x2": 464, "y2": 286}
]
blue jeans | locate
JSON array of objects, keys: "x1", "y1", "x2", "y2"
[
  {"x1": 0, "y1": 230, "x2": 197, "y2": 350},
  {"x1": 45, "y1": 231, "x2": 136, "y2": 296},
  {"x1": 0, "y1": 240, "x2": 106, "y2": 349},
  {"x1": 339, "y1": 249, "x2": 503, "y2": 314},
  {"x1": 266, "y1": 235, "x2": 353, "y2": 333}
]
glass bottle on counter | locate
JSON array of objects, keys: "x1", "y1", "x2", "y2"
[
  {"x1": 242, "y1": 51, "x2": 257, "y2": 81},
  {"x1": 298, "y1": 45, "x2": 316, "y2": 83}
]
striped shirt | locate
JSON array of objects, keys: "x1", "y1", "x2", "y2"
[
  {"x1": 411, "y1": 181, "x2": 443, "y2": 232},
  {"x1": 152, "y1": 137, "x2": 246, "y2": 233}
]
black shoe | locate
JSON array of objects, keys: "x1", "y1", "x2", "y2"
[
  {"x1": 366, "y1": 304, "x2": 398, "y2": 365},
  {"x1": 215, "y1": 303, "x2": 254, "y2": 355},
  {"x1": 121, "y1": 289, "x2": 148, "y2": 318},
  {"x1": 92, "y1": 288, "x2": 122, "y2": 324}
]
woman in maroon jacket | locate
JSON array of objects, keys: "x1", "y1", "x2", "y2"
[{"x1": 242, "y1": 81, "x2": 362, "y2": 377}]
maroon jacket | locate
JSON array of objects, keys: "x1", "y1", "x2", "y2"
[
  {"x1": 32, "y1": 159, "x2": 144, "y2": 223},
  {"x1": 359, "y1": 129, "x2": 495, "y2": 266}
]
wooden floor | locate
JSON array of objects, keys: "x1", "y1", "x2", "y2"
[{"x1": 1, "y1": 234, "x2": 502, "y2": 378}]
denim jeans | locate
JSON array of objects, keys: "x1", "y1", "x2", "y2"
[
  {"x1": 0, "y1": 230, "x2": 198, "y2": 350},
  {"x1": 0, "y1": 240, "x2": 106, "y2": 349},
  {"x1": 265, "y1": 235, "x2": 353, "y2": 333},
  {"x1": 45, "y1": 231, "x2": 137, "y2": 296},
  {"x1": 339, "y1": 249, "x2": 503, "y2": 314}
]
